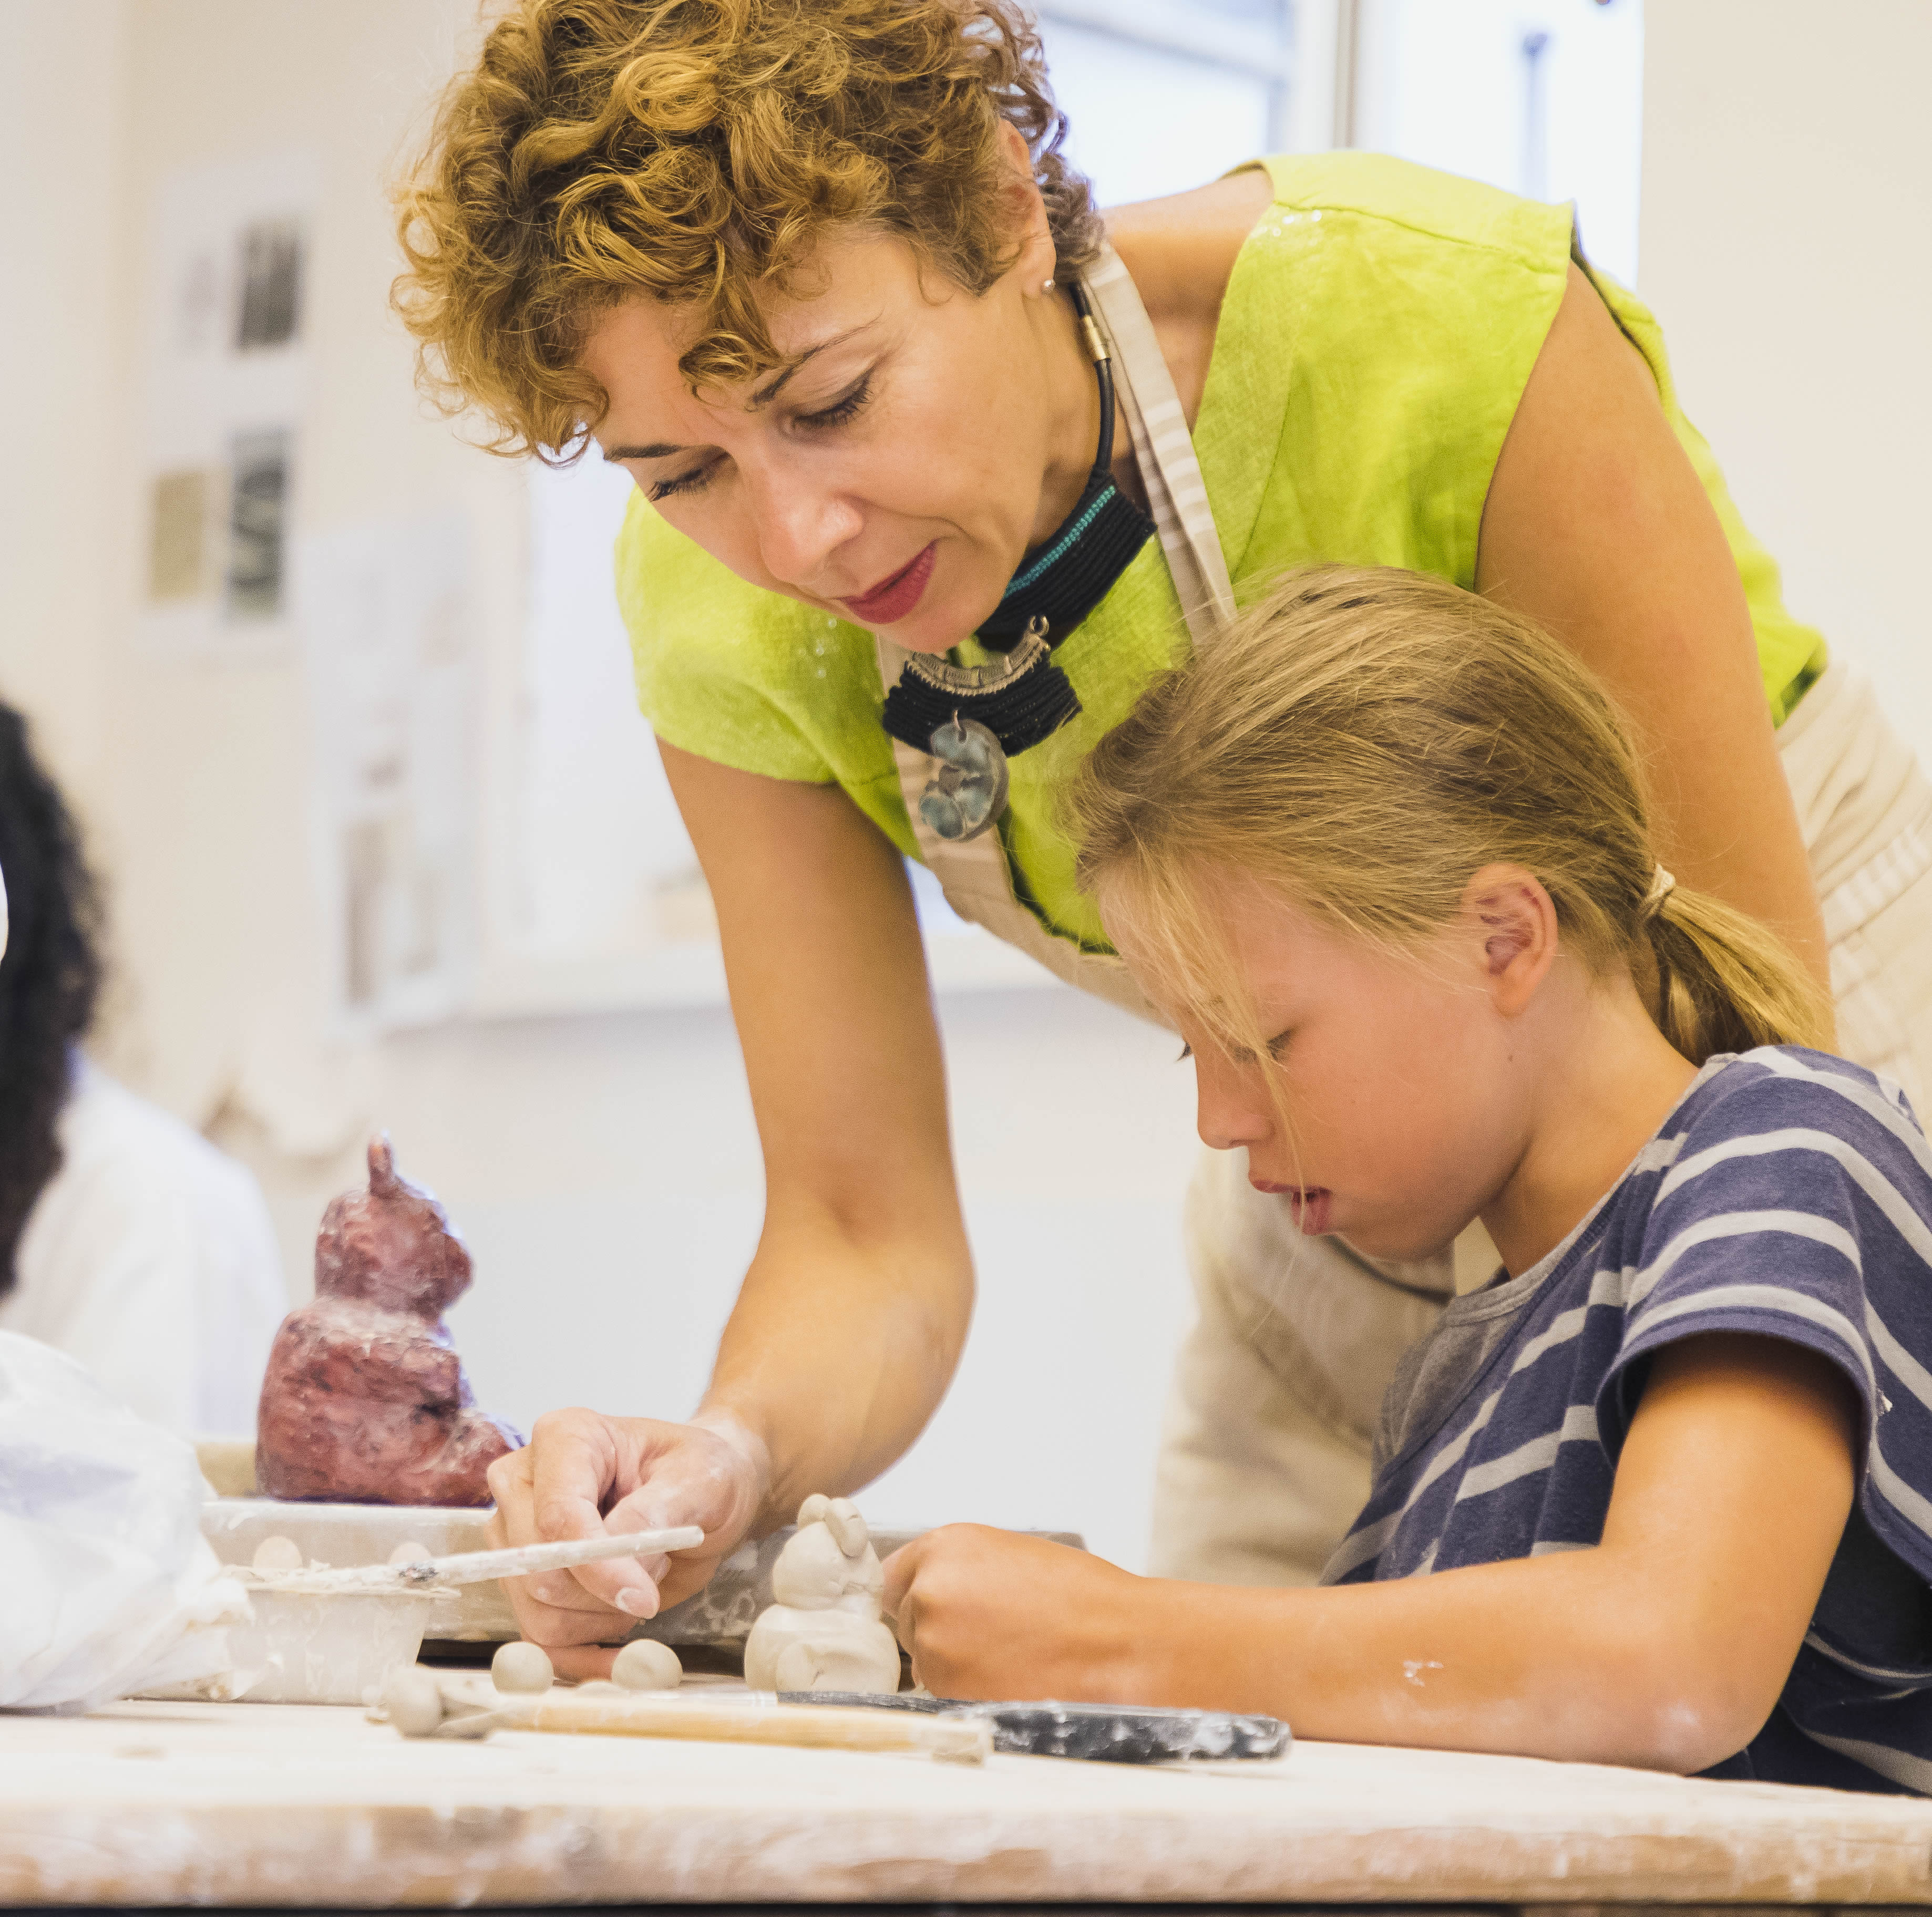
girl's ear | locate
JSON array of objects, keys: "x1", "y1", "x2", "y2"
[{"x1": 1462, "y1": 863, "x2": 1560, "y2": 1017}]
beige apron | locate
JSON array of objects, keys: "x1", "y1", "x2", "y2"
[{"x1": 880, "y1": 248, "x2": 1932, "y2": 1589}]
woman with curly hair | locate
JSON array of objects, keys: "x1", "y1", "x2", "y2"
[
  {"x1": 392, "y1": 0, "x2": 1932, "y2": 1669},
  {"x1": 0, "y1": 707, "x2": 286, "y2": 1434}
]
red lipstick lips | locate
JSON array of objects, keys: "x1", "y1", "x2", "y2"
[{"x1": 839, "y1": 542, "x2": 936, "y2": 625}]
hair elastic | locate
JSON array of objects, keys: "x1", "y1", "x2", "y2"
[{"x1": 1640, "y1": 864, "x2": 1678, "y2": 923}]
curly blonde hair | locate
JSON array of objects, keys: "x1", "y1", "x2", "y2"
[
  {"x1": 393, "y1": 0, "x2": 1100, "y2": 460},
  {"x1": 1069, "y1": 566, "x2": 1833, "y2": 1071}
]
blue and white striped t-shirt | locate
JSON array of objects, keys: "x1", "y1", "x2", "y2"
[{"x1": 1323, "y1": 1046, "x2": 1932, "y2": 1794}]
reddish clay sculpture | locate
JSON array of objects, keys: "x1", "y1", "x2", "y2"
[{"x1": 255, "y1": 1136, "x2": 519, "y2": 1505}]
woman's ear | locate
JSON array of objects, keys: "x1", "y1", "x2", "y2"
[
  {"x1": 994, "y1": 120, "x2": 1056, "y2": 291},
  {"x1": 1462, "y1": 863, "x2": 1560, "y2": 1017}
]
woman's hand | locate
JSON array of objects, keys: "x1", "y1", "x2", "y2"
[
  {"x1": 485, "y1": 1408, "x2": 766, "y2": 1680},
  {"x1": 881, "y1": 1525, "x2": 1156, "y2": 1701}
]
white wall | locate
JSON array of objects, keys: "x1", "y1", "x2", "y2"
[
  {"x1": 1357, "y1": 0, "x2": 1645, "y2": 285},
  {"x1": 0, "y1": 0, "x2": 125, "y2": 809},
  {"x1": 1637, "y1": 0, "x2": 1932, "y2": 764}
]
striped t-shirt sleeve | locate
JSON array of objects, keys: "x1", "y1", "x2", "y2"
[
  {"x1": 1599, "y1": 1049, "x2": 1932, "y2": 1581},
  {"x1": 1603, "y1": 1050, "x2": 1932, "y2": 1792}
]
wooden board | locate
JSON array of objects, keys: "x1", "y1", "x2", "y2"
[{"x1": 5, "y1": 1698, "x2": 1932, "y2": 1906}]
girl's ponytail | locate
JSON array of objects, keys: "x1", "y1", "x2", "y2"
[{"x1": 1642, "y1": 873, "x2": 1834, "y2": 1066}]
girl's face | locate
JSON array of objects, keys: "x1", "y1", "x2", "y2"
[
  {"x1": 1108, "y1": 878, "x2": 1541, "y2": 1263},
  {"x1": 579, "y1": 208, "x2": 1095, "y2": 657}
]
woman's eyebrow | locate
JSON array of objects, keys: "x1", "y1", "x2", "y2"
[
  {"x1": 603, "y1": 323, "x2": 874, "y2": 459},
  {"x1": 746, "y1": 325, "x2": 869, "y2": 408}
]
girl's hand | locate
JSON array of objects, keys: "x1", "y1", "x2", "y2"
[{"x1": 880, "y1": 1525, "x2": 1157, "y2": 1700}]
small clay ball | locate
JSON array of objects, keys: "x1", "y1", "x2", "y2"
[
  {"x1": 251, "y1": 1535, "x2": 304, "y2": 1574},
  {"x1": 491, "y1": 1641, "x2": 554, "y2": 1695},
  {"x1": 572, "y1": 1680, "x2": 623, "y2": 1697},
  {"x1": 611, "y1": 1640, "x2": 683, "y2": 1692},
  {"x1": 381, "y1": 1666, "x2": 445, "y2": 1737},
  {"x1": 388, "y1": 1540, "x2": 433, "y2": 1569}
]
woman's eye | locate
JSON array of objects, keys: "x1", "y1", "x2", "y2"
[
  {"x1": 798, "y1": 374, "x2": 872, "y2": 431},
  {"x1": 1265, "y1": 1028, "x2": 1294, "y2": 1061},
  {"x1": 648, "y1": 463, "x2": 716, "y2": 502},
  {"x1": 1176, "y1": 1042, "x2": 1193, "y2": 1063}
]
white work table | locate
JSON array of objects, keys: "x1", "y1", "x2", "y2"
[{"x1": 5, "y1": 1697, "x2": 1932, "y2": 1907}]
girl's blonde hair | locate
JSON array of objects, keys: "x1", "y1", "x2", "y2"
[
  {"x1": 392, "y1": 0, "x2": 1099, "y2": 460},
  {"x1": 1068, "y1": 566, "x2": 1832, "y2": 1068}
]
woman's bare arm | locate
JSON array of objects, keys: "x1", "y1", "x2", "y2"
[
  {"x1": 886, "y1": 1334, "x2": 1858, "y2": 1772},
  {"x1": 673, "y1": 740, "x2": 973, "y2": 1521},
  {"x1": 1479, "y1": 264, "x2": 1831, "y2": 993},
  {"x1": 1121, "y1": 201, "x2": 1826, "y2": 994},
  {"x1": 487, "y1": 742, "x2": 972, "y2": 1668}
]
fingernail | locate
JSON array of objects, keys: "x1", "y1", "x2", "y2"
[{"x1": 615, "y1": 1586, "x2": 657, "y2": 1619}]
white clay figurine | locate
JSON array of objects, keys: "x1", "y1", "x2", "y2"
[{"x1": 742, "y1": 1495, "x2": 901, "y2": 1695}]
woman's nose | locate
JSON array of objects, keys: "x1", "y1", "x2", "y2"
[
  {"x1": 749, "y1": 467, "x2": 864, "y2": 590},
  {"x1": 1194, "y1": 1054, "x2": 1272, "y2": 1154}
]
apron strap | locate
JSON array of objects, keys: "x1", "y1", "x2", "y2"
[
  {"x1": 879, "y1": 240, "x2": 1231, "y2": 1023},
  {"x1": 1082, "y1": 240, "x2": 1237, "y2": 647}
]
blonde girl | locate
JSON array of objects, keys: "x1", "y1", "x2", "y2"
[{"x1": 883, "y1": 568, "x2": 1932, "y2": 1791}]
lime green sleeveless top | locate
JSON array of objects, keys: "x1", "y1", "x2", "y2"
[{"x1": 616, "y1": 152, "x2": 1827, "y2": 953}]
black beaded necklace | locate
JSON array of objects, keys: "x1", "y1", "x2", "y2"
[{"x1": 879, "y1": 283, "x2": 1154, "y2": 839}]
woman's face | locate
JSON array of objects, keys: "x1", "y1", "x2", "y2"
[{"x1": 581, "y1": 213, "x2": 1094, "y2": 656}]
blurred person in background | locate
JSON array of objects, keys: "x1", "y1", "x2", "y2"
[{"x1": 0, "y1": 706, "x2": 285, "y2": 1435}]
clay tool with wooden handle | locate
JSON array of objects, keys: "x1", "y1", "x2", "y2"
[
  {"x1": 381, "y1": 1671, "x2": 990, "y2": 1765},
  {"x1": 515, "y1": 1690, "x2": 990, "y2": 1763}
]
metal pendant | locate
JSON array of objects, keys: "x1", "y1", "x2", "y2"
[
  {"x1": 901, "y1": 620, "x2": 1052, "y2": 702},
  {"x1": 917, "y1": 717, "x2": 1009, "y2": 843}
]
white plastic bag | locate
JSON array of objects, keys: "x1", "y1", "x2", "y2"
[{"x1": 0, "y1": 1330, "x2": 248, "y2": 1710}]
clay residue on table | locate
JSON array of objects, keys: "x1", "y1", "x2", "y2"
[
  {"x1": 254, "y1": 1135, "x2": 518, "y2": 1507},
  {"x1": 9, "y1": 1701, "x2": 1932, "y2": 1908}
]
